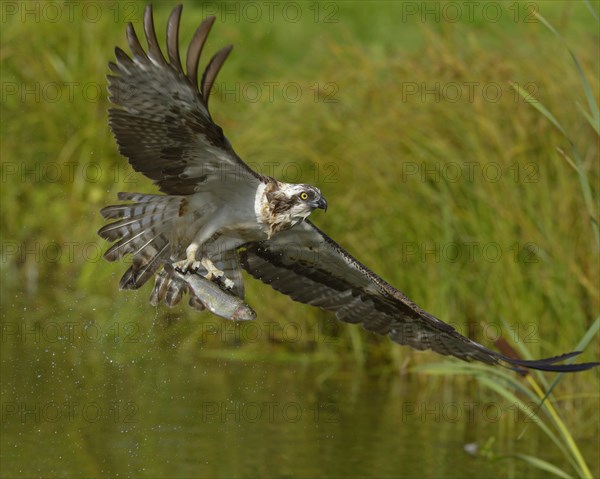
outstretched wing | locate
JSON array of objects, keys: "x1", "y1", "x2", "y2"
[
  {"x1": 240, "y1": 221, "x2": 598, "y2": 372},
  {"x1": 107, "y1": 4, "x2": 262, "y2": 195}
]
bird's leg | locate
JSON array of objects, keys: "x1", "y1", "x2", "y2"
[
  {"x1": 201, "y1": 257, "x2": 235, "y2": 290},
  {"x1": 173, "y1": 233, "x2": 235, "y2": 289},
  {"x1": 173, "y1": 243, "x2": 202, "y2": 273}
]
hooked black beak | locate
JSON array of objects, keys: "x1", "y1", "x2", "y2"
[{"x1": 314, "y1": 197, "x2": 328, "y2": 212}]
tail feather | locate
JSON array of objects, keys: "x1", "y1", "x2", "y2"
[
  {"x1": 98, "y1": 217, "x2": 143, "y2": 239},
  {"x1": 125, "y1": 238, "x2": 170, "y2": 289},
  {"x1": 150, "y1": 268, "x2": 171, "y2": 306},
  {"x1": 104, "y1": 228, "x2": 149, "y2": 261},
  {"x1": 100, "y1": 204, "x2": 136, "y2": 220},
  {"x1": 117, "y1": 192, "x2": 167, "y2": 202},
  {"x1": 165, "y1": 281, "x2": 186, "y2": 306},
  {"x1": 148, "y1": 264, "x2": 203, "y2": 310},
  {"x1": 99, "y1": 208, "x2": 174, "y2": 245},
  {"x1": 101, "y1": 199, "x2": 175, "y2": 219},
  {"x1": 99, "y1": 192, "x2": 182, "y2": 290},
  {"x1": 119, "y1": 239, "x2": 170, "y2": 289}
]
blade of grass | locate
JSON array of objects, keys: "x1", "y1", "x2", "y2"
[
  {"x1": 504, "y1": 453, "x2": 574, "y2": 479},
  {"x1": 509, "y1": 82, "x2": 567, "y2": 136},
  {"x1": 569, "y1": 147, "x2": 600, "y2": 248},
  {"x1": 568, "y1": 54, "x2": 600, "y2": 133},
  {"x1": 576, "y1": 102, "x2": 600, "y2": 135},
  {"x1": 535, "y1": 317, "x2": 600, "y2": 412},
  {"x1": 476, "y1": 375, "x2": 581, "y2": 475},
  {"x1": 555, "y1": 147, "x2": 579, "y2": 172},
  {"x1": 510, "y1": 57, "x2": 599, "y2": 248},
  {"x1": 526, "y1": 375, "x2": 592, "y2": 479},
  {"x1": 527, "y1": 11, "x2": 600, "y2": 248},
  {"x1": 534, "y1": 11, "x2": 600, "y2": 132},
  {"x1": 496, "y1": 313, "x2": 598, "y2": 479},
  {"x1": 416, "y1": 361, "x2": 591, "y2": 477},
  {"x1": 583, "y1": 0, "x2": 599, "y2": 21},
  {"x1": 497, "y1": 316, "x2": 549, "y2": 390}
]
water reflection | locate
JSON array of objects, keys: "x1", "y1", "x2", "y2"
[{"x1": 2, "y1": 328, "x2": 583, "y2": 478}]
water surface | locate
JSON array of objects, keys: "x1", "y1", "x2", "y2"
[{"x1": 3, "y1": 327, "x2": 591, "y2": 478}]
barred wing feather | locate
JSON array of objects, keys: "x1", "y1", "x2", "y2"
[
  {"x1": 240, "y1": 221, "x2": 599, "y2": 373},
  {"x1": 107, "y1": 5, "x2": 261, "y2": 195}
]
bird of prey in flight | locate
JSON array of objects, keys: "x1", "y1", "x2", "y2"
[{"x1": 98, "y1": 4, "x2": 598, "y2": 373}]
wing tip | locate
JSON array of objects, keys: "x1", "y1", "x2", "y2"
[
  {"x1": 501, "y1": 350, "x2": 600, "y2": 373},
  {"x1": 117, "y1": 4, "x2": 230, "y2": 110},
  {"x1": 201, "y1": 44, "x2": 234, "y2": 106}
]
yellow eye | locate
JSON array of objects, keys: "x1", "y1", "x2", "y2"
[{"x1": 300, "y1": 192, "x2": 309, "y2": 200}]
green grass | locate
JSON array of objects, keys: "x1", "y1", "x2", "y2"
[
  {"x1": 418, "y1": 316, "x2": 600, "y2": 478},
  {"x1": 2, "y1": 0, "x2": 598, "y2": 390},
  {"x1": 2, "y1": 1, "x2": 598, "y2": 476}
]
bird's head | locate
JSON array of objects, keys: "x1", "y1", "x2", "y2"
[{"x1": 266, "y1": 182, "x2": 327, "y2": 231}]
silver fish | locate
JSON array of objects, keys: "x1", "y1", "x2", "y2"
[{"x1": 150, "y1": 263, "x2": 256, "y2": 321}]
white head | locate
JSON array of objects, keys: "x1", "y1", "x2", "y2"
[{"x1": 265, "y1": 181, "x2": 328, "y2": 234}]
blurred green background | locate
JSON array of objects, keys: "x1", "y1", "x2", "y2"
[{"x1": 1, "y1": 1, "x2": 598, "y2": 477}]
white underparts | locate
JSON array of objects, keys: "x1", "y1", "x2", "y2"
[{"x1": 254, "y1": 182, "x2": 267, "y2": 224}]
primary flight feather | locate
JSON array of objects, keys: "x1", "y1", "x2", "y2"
[{"x1": 99, "y1": 4, "x2": 598, "y2": 374}]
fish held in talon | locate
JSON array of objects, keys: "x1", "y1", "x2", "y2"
[{"x1": 176, "y1": 268, "x2": 257, "y2": 322}]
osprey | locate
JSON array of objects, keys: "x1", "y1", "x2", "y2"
[{"x1": 99, "y1": 5, "x2": 598, "y2": 373}]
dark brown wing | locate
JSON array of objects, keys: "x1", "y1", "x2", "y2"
[
  {"x1": 107, "y1": 5, "x2": 262, "y2": 195},
  {"x1": 240, "y1": 221, "x2": 598, "y2": 372}
]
